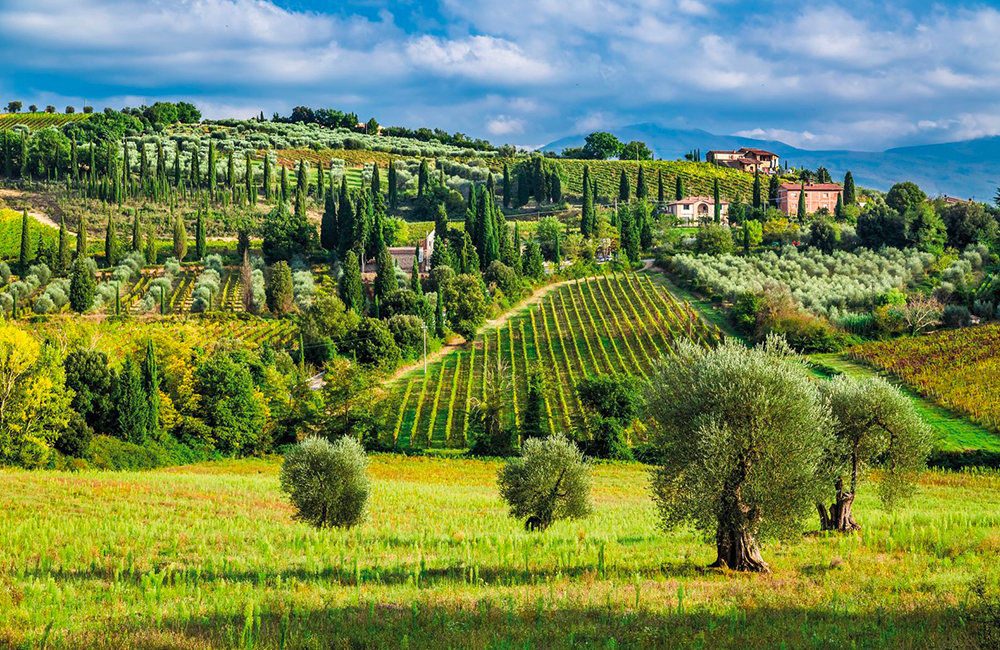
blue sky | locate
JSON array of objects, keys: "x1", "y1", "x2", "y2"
[{"x1": 1, "y1": 0, "x2": 999, "y2": 151}]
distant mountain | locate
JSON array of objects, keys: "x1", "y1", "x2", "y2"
[{"x1": 541, "y1": 124, "x2": 999, "y2": 201}]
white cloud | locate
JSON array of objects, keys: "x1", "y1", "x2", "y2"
[
  {"x1": 485, "y1": 115, "x2": 525, "y2": 135},
  {"x1": 405, "y1": 35, "x2": 553, "y2": 84}
]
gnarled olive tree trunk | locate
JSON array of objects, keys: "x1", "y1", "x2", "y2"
[
  {"x1": 817, "y1": 478, "x2": 860, "y2": 532},
  {"x1": 709, "y1": 463, "x2": 770, "y2": 573}
]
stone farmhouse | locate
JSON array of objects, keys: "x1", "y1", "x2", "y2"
[{"x1": 707, "y1": 148, "x2": 780, "y2": 174}]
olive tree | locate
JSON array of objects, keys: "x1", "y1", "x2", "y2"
[
  {"x1": 279, "y1": 436, "x2": 370, "y2": 529},
  {"x1": 817, "y1": 375, "x2": 932, "y2": 532},
  {"x1": 497, "y1": 434, "x2": 592, "y2": 531},
  {"x1": 646, "y1": 337, "x2": 832, "y2": 573}
]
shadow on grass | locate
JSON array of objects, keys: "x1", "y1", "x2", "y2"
[{"x1": 47, "y1": 599, "x2": 984, "y2": 650}]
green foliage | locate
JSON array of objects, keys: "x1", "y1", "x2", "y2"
[
  {"x1": 266, "y1": 261, "x2": 295, "y2": 315},
  {"x1": 442, "y1": 274, "x2": 487, "y2": 340},
  {"x1": 647, "y1": 337, "x2": 832, "y2": 572},
  {"x1": 347, "y1": 317, "x2": 400, "y2": 371},
  {"x1": 279, "y1": 436, "x2": 370, "y2": 529},
  {"x1": 195, "y1": 353, "x2": 268, "y2": 455},
  {"x1": 262, "y1": 204, "x2": 315, "y2": 264},
  {"x1": 497, "y1": 434, "x2": 592, "y2": 530},
  {"x1": 338, "y1": 250, "x2": 364, "y2": 313},
  {"x1": 69, "y1": 256, "x2": 95, "y2": 313},
  {"x1": 886, "y1": 182, "x2": 927, "y2": 215},
  {"x1": 112, "y1": 357, "x2": 149, "y2": 445},
  {"x1": 374, "y1": 245, "x2": 397, "y2": 301},
  {"x1": 581, "y1": 132, "x2": 623, "y2": 160},
  {"x1": 695, "y1": 223, "x2": 734, "y2": 255},
  {"x1": 172, "y1": 213, "x2": 187, "y2": 262},
  {"x1": 521, "y1": 240, "x2": 545, "y2": 279}
]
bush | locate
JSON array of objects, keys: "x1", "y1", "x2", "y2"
[
  {"x1": 497, "y1": 434, "x2": 592, "y2": 531},
  {"x1": 347, "y1": 317, "x2": 400, "y2": 371},
  {"x1": 942, "y1": 304, "x2": 971, "y2": 328},
  {"x1": 484, "y1": 261, "x2": 522, "y2": 300},
  {"x1": 386, "y1": 314, "x2": 424, "y2": 356},
  {"x1": 279, "y1": 436, "x2": 370, "y2": 529}
]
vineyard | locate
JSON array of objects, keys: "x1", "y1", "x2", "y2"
[
  {"x1": 849, "y1": 323, "x2": 1000, "y2": 433},
  {"x1": 559, "y1": 159, "x2": 758, "y2": 202},
  {"x1": 379, "y1": 273, "x2": 722, "y2": 449},
  {"x1": 0, "y1": 112, "x2": 90, "y2": 130},
  {"x1": 0, "y1": 208, "x2": 59, "y2": 259}
]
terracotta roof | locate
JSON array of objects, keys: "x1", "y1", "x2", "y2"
[
  {"x1": 668, "y1": 196, "x2": 729, "y2": 206},
  {"x1": 738, "y1": 147, "x2": 778, "y2": 157},
  {"x1": 778, "y1": 183, "x2": 843, "y2": 192}
]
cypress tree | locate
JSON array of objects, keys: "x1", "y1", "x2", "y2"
[
  {"x1": 316, "y1": 160, "x2": 325, "y2": 200},
  {"x1": 338, "y1": 249, "x2": 364, "y2": 313},
  {"x1": 139, "y1": 143, "x2": 148, "y2": 181},
  {"x1": 768, "y1": 174, "x2": 781, "y2": 207},
  {"x1": 618, "y1": 169, "x2": 629, "y2": 202},
  {"x1": 189, "y1": 145, "x2": 200, "y2": 187},
  {"x1": 295, "y1": 182, "x2": 307, "y2": 220},
  {"x1": 640, "y1": 207, "x2": 653, "y2": 249},
  {"x1": 173, "y1": 213, "x2": 187, "y2": 261},
  {"x1": 502, "y1": 162, "x2": 511, "y2": 208},
  {"x1": 69, "y1": 256, "x2": 95, "y2": 312},
  {"x1": 57, "y1": 215, "x2": 71, "y2": 274},
  {"x1": 370, "y1": 164, "x2": 381, "y2": 196},
  {"x1": 553, "y1": 232, "x2": 560, "y2": 266},
  {"x1": 674, "y1": 175, "x2": 684, "y2": 201},
  {"x1": 241, "y1": 250, "x2": 254, "y2": 312},
  {"x1": 195, "y1": 210, "x2": 206, "y2": 260},
  {"x1": 434, "y1": 202, "x2": 449, "y2": 239},
  {"x1": 550, "y1": 173, "x2": 562, "y2": 203},
  {"x1": 156, "y1": 141, "x2": 166, "y2": 181},
  {"x1": 70, "y1": 139, "x2": 79, "y2": 183},
  {"x1": 77, "y1": 214, "x2": 88, "y2": 257},
  {"x1": 266, "y1": 261, "x2": 295, "y2": 314},
  {"x1": 581, "y1": 166, "x2": 593, "y2": 237},
  {"x1": 374, "y1": 244, "x2": 396, "y2": 301},
  {"x1": 417, "y1": 160, "x2": 429, "y2": 198},
  {"x1": 104, "y1": 215, "x2": 119, "y2": 266},
  {"x1": 131, "y1": 210, "x2": 142, "y2": 252},
  {"x1": 207, "y1": 142, "x2": 217, "y2": 196},
  {"x1": 356, "y1": 189, "x2": 374, "y2": 260},
  {"x1": 486, "y1": 172, "x2": 495, "y2": 199},
  {"x1": 338, "y1": 182, "x2": 355, "y2": 257},
  {"x1": 796, "y1": 182, "x2": 808, "y2": 222},
  {"x1": 657, "y1": 169, "x2": 664, "y2": 202},
  {"x1": 636, "y1": 165, "x2": 647, "y2": 199},
  {"x1": 19, "y1": 134, "x2": 28, "y2": 180},
  {"x1": 280, "y1": 165, "x2": 289, "y2": 202},
  {"x1": 844, "y1": 171, "x2": 856, "y2": 205},
  {"x1": 245, "y1": 152, "x2": 256, "y2": 206},
  {"x1": 3, "y1": 131, "x2": 11, "y2": 179},
  {"x1": 475, "y1": 190, "x2": 499, "y2": 269},
  {"x1": 522, "y1": 369, "x2": 546, "y2": 440},
  {"x1": 713, "y1": 178, "x2": 722, "y2": 224},
  {"x1": 173, "y1": 144, "x2": 182, "y2": 187},
  {"x1": 18, "y1": 209, "x2": 31, "y2": 273},
  {"x1": 263, "y1": 154, "x2": 273, "y2": 201},
  {"x1": 410, "y1": 246, "x2": 422, "y2": 295},
  {"x1": 321, "y1": 187, "x2": 339, "y2": 253},
  {"x1": 144, "y1": 225, "x2": 157, "y2": 265},
  {"x1": 296, "y1": 159, "x2": 308, "y2": 197},
  {"x1": 142, "y1": 339, "x2": 160, "y2": 438},
  {"x1": 387, "y1": 162, "x2": 398, "y2": 209},
  {"x1": 834, "y1": 193, "x2": 844, "y2": 220},
  {"x1": 114, "y1": 357, "x2": 148, "y2": 444},
  {"x1": 434, "y1": 288, "x2": 445, "y2": 338},
  {"x1": 752, "y1": 170, "x2": 762, "y2": 209}
]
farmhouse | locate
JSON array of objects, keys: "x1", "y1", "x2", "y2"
[
  {"x1": 665, "y1": 196, "x2": 729, "y2": 226},
  {"x1": 776, "y1": 183, "x2": 843, "y2": 216},
  {"x1": 707, "y1": 148, "x2": 780, "y2": 174}
]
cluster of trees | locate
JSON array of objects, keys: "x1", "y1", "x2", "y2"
[
  {"x1": 577, "y1": 165, "x2": 654, "y2": 263},
  {"x1": 558, "y1": 132, "x2": 653, "y2": 161},
  {"x1": 4, "y1": 101, "x2": 199, "y2": 124}
]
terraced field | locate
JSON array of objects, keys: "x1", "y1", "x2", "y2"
[{"x1": 380, "y1": 273, "x2": 722, "y2": 448}]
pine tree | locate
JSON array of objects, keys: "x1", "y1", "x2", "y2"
[
  {"x1": 410, "y1": 247, "x2": 422, "y2": 295},
  {"x1": 18, "y1": 209, "x2": 30, "y2": 273},
  {"x1": 636, "y1": 165, "x2": 647, "y2": 199},
  {"x1": 434, "y1": 289, "x2": 445, "y2": 338},
  {"x1": 581, "y1": 165, "x2": 594, "y2": 237},
  {"x1": 619, "y1": 169, "x2": 629, "y2": 202},
  {"x1": 76, "y1": 214, "x2": 88, "y2": 258},
  {"x1": 675, "y1": 175, "x2": 684, "y2": 201},
  {"x1": 374, "y1": 244, "x2": 396, "y2": 301},
  {"x1": 338, "y1": 249, "x2": 364, "y2": 313},
  {"x1": 418, "y1": 159, "x2": 429, "y2": 198},
  {"x1": 142, "y1": 339, "x2": 160, "y2": 438},
  {"x1": 131, "y1": 211, "x2": 141, "y2": 252},
  {"x1": 713, "y1": 178, "x2": 722, "y2": 224},
  {"x1": 57, "y1": 215, "x2": 71, "y2": 274},
  {"x1": 173, "y1": 213, "x2": 187, "y2": 261},
  {"x1": 844, "y1": 171, "x2": 856, "y2": 205},
  {"x1": 502, "y1": 162, "x2": 511, "y2": 208},
  {"x1": 104, "y1": 214, "x2": 119, "y2": 267},
  {"x1": 387, "y1": 162, "x2": 398, "y2": 209},
  {"x1": 797, "y1": 182, "x2": 808, "y2": 222},
  {"x1": 752, "y1": 171, "x2": 762, "y2": 209},
  {"x1": 321, "y1": 188, "x2": 339, "y2": 253},
  {"x1": 195, "y1": 210, "x2": 206, "y2": 260},
  {"x1": 69, "y1": 256, "x2": 95, "y2": 312}
]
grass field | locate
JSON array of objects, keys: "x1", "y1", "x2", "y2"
[
  {"x1": 2, "y1": 455, "x2": 999, "y2": 649},
  {"x1": 379, "y1": 273, "x2": 722, "y2": 449}
]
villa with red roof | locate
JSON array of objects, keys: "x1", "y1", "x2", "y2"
[
  {"x1": 707, "y1": 147, "x2": 780, "y2": 174},
  {"x1": 665, "y1": 196, "x2": 730, "y2": 226},
  {"x1": 776, "y1": 183, "x2": 843, "y2": 216}
]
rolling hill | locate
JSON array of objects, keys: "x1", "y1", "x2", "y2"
[{"x1": 543, "y1": 124, "x2": 999, "y2": 201}]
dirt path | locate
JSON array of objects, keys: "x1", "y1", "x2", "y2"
[{"x1": 0, "y1": 188, "x2": 69, "y2": 231}]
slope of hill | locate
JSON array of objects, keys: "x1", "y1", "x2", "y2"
[
  {"x1": 0, "y1": 112, "x2": 90, "y2": 130},
  {"x1": 543, "y1": 124, "x2": 998, "y2": 201}
]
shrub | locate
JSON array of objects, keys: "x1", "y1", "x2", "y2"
[
  {"x1": 347, "y1": 317, "x2": 400, "y2": 371},
  {"x1": 386, "y1": 314, "x2": 424, "y2": 356},
  {"x1": 497, "y1": 434, "x2": 592, "y2": 531},
  {"x1": 484, "y1": 261, "x2": 522, "y2": 300},
  {"x1": 942, "y1": 304, "x2": 971, "y2": 328},
  {"x1": 279, "y1": 436, "x2": 370, "y2": 529}
]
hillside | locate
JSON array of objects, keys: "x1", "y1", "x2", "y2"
[
  {"x1": 0, "y1": 112, "x2": 90, "y2": 130},
  {"x1": 543, "y1": 124, "x2": 998, "y2": 200}
]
